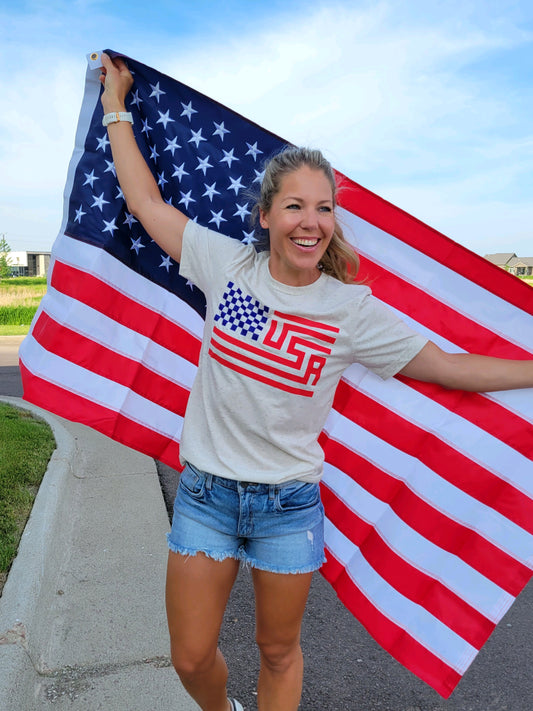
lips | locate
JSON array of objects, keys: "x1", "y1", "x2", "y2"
[{"x1": 292, "y1": 238, "x2": 319, "y2": 247}]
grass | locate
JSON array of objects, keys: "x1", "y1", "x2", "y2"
[
  {"x1": 0, "y1": 277, "x2": 46, "y2": 331},
  {"x1": 0, "y1": 403, "x2": 55, "y2": 593}
]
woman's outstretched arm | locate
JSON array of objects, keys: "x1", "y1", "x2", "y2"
[
  {"x1": 99, "y1": 52, "x2": 188, "y2": 262},
  {"x1": 400, "y1": 341, "x2": 533, "y2": 392}
]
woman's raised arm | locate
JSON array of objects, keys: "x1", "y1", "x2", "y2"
[
  {"x1": 99, "y1": 52, "x2": 188, "y2": 263},
  {"x1": 400, "y1": 340, "x2": 533, "y2": 392}
]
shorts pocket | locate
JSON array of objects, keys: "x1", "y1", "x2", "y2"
[
  {"x1": 179, "y1": 463, "x2": 206, "y2": 499},
  {"x1": 274, "y1": 482, "x2": 320, "y2": 512}
]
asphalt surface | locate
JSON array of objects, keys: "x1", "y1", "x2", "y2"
[{"x1": 2, "y1": 336, "x2": 532, "y2": 710}]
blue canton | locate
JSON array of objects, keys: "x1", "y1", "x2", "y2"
[{"x1": 214, "y1": 281, "x2": 270, "y2": 341}]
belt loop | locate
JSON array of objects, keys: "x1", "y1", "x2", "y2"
[
  {"x1": 206, "y1": 473, "x2": 213, "y2": 490},
  {"x1": 268, "y1": 485, "x2": 276, "y2": 500}
]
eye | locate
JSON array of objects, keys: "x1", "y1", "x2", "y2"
[
  {"x1": 286, "y1": 203, "x2": 301, "y2": 210},
  {"x1": 318, "y1": 205, "x2": 333, "y2": 213}
]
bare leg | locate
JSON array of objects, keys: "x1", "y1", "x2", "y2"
[
  {"x1": 252, "y1": 568, "x2": 313, "y2": 711},
  {"x1": 166, "y1": 551, "x2": 240, "y2": 711}
]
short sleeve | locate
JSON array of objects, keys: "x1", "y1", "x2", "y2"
[
  {"x1": 179, "y1": 220, "x2": 251, "y2": 294},
  {"x1": 350, "y1": 291, "x2": 428, "y2": 379}
]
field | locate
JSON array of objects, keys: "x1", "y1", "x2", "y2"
[{"x1": 0, "y1": 277, "x2": 47, "y2": 333}]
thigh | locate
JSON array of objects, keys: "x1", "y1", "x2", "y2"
[
  {"x1": 252, "y1": 568, "x2": 313, "y2": 649},
  {"x1": 166, "y1": 550, "x2": 239, "y2": 663}
]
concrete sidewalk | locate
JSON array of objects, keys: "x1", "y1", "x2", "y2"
[{"x1": 0, "y1": 397, "x2": 199, "y2": 710}]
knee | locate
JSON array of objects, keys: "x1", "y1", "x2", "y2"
[
  {"x1": 256, "y1": 638, "x2": 301, "y2": 674},
  {"x1": 170, "y1": 645, "x2": 217, "y2": 681}
]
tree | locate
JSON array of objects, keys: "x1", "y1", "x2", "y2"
[{"x1": 0, "y1": 234, "x2": 12, "y2": 279}]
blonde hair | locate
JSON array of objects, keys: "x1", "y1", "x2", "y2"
[{"x1": 250, "y1": 146, "x2": 359, "y2": 283}]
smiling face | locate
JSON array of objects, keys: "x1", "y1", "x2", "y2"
[{"x1": 259, "y1": 165, "x2": 336, "y2": 286}]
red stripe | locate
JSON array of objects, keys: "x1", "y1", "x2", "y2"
[
  {"x1": 335, "y1": 173, "x2": 533, "y2": 317},
  {"x1": 357, "y1": 255, "x2": 531, "y2": 360},
  {"x1": 333, "y1": 379, "x2": 533, "y2": 539},
  {"x1": 32, "y1": 311, "x2": 190, "y2": 417},
  {"x1": 51, "y1": 260, "x2": 202, "y2": 366},
  {"x1": 320, "y1": 484, "x2": 495, "y2": 649},
  {"x1": 211, "y1": 328, "x2": 318, "y2": 385},
  {"x1": 209, "y1": 348, "x2": 313, "y2": 396},
  {"x1": 321, "y1": 549, "x2": 461, "y2": 699},
  {"x1": 19, "y1": 362, "x2": 182, "y2": 470},
  {"x1": 320, "y1": 432, "x2": 532, "y2": 596},
  {"x1": 396, "y1": 375, "x2": 533, "y2": 460},
  {"x1": 273, "y1": 309, "x2": 340, "y2": 335}
]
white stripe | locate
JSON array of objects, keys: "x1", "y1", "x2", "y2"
[
  {"x1": 323, "y1": 410, "x2": 533, "y2": 566},
  {"x1": 340, "y1": 208, "x2": 533, "y2": 352},
  {"x1": 324, "y1": 519, "x2": 478, "y2": 674},
  {"x1": 342, "y1": 364, "x2": 533, "y2": 497},
  {"x1": 322, "y1": 464, "x2": 514, "y2": 621},
  {"x1": 52, "y1": 233, "x2": 206, "y2": 340},
  {"x1": 19, "y1": 337, "x2": 184, "y2": 441},
  {"x1": 41, "y1": 287, "x2": 197, "y2": 391}
]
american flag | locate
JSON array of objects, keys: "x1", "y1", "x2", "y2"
[{"x1": 19, "y1": 50, "x2": 533, "y2": 698}]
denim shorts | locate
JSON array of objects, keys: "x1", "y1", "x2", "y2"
[{"x1": 167, "y1": 463, "x2": 326, "y2": 574}]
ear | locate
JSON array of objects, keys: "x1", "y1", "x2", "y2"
[{"x1": 259, "y1": 208, "x2": 269, "y2": 230}]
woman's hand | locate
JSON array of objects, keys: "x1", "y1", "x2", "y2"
[{"x1": 99, "y1": 52, "x2": 134, "y2": 114}]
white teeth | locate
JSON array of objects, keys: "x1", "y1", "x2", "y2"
[{"x1": 293, "y1": 238, "x2": 319, "y2": 246}]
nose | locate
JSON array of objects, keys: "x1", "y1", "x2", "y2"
[{"x1": 300, "y1": 207, "x2": 318, "y2": 229}]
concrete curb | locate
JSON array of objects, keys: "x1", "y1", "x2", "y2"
[{"x1": 0, "y1": 397, "x2": 77, "y2": 702}]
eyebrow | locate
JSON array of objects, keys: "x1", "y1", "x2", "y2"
[{"x1": 282, "y1": 196, "x2": 333, "y2": 204}]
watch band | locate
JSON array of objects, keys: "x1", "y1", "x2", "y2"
[{"x1": 102, "y1": 111, "x2": 133, "y2": 127}]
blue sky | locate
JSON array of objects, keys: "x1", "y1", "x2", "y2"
[{"x1": 1, "y1": 0, "x2": 532, "y2": 257}]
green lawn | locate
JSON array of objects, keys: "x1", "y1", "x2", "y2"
[{"x1": 0, "y1": 403, "x2": 55, "y2": 592}]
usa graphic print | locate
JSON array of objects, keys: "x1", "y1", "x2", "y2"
[{"x1": 210, "y1": 281, "x2": 339, "y2": 397}]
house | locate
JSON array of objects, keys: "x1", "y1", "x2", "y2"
[
  {"x1": 507, "y1": 256, "x2": 533, "y2": 277},
  {"x1": 8, "y1": 251, "x2": 51, "y2": 277}
]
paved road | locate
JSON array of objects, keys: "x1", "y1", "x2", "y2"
[{"x1": 2, "y1": 336, "x2": 532, "y2": 710}]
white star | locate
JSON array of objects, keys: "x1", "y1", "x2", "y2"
[
  {"x1": 242, "y1": 230, "x2": 257, "y2": 245},
  {"x1": 102, "y1": 218, "x2": 118, "y2": 235},
  {"x1": 158, "y1": 171, "x2": 168, "y2": 188},
  {"x1": 253, "y1": 168, "x2": 266, "y2": 184},
  {"x1": 165, "y1": 196, "x2": 174, "y2": 205},
  {"x1": 164, "y1": 137, "x2": 181, "y2": 156},
  {"x1": 150, "y1": 144, "x2": 160, "y2": 161},
  {"x1": 188, "y1": 128, "x2": 206, "y2": 148},
  {"x1": 157, "y1": 109, "x2": 174, "y2": 129},
  {"x1": 172, "y1": 162, "x2": 189, "y2": 181},
  {"x1": 130, "y1": 237, "x2": 145, "y2": 254},
  {"x1": 202, "y1": 182, "x2": 220, "y2": 201},
  {"x1": 131, "y1": 90, "x2": 143, "y2": 108},
  {"x1": 213, "y1": 121, "x2": 230, "y2": 141},
  {"x1": 83, "y1": 170, "x2": 98, "y2": 187},
  {"x1": 159, "y1": 254, "x2": 172, "y2": 272},
  {"x1": 96, "y1": 134, "x2": 110, "y2": 152},
  {"x1": 74, "y1": 205, "x2": 86, "y2": 223},
  {"x1": 186, "y1": 279, "x2": 195, "y2": 290},
  {"x1": 141, "y1": 118, "x2": 152, "y2": 134},
  {"x1": 124, "y1": 212, "x2": 137, "y2": 228},
  {"x1": 116, "y1": 185, "x2": 124, "y2": 200},
  {"x1": 104, "y1": 160, "x2": 116, "y2": 177},
  {"x1": 91, "y1": 192, "x2": 109, "y2": 211},
  {"x1": 195, "y1": 155, "x2": 213, "y2": 176},
  {"x1": 245, "y1": 142, "x2": 263, "y2": 161},
  {"x1": 220, "y1": 148, "x2": 239, "y2": 167},
  {"x1": 228, "y1": 176, "x2": 245, "y2": 195},
  {"x1": 179, "y1": 190, "x2": 196, "y2": 209},
  {"x1": 180, "y1": 101, "x2": 197, "y2": 121},
  {"x1": 209, "y1": 209, "x2": 226, "y2": 228},
  {"x1": 234, "y1": 202, "x2": 251, "y2": 221},
  {"x1": 149, "y1": 82, "x2": 166, "y2": 102}
]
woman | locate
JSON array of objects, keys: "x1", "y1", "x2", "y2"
[{"x1": 99, "y1": 53, "x2": 533, "y2": 711}]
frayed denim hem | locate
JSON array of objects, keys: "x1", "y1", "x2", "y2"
[
  {"x1": 240, "y1": 553, "x2": 327, "y2": 575},
  {"x1": 166, "y1": 533, "x2": 240, "y2": 563}
]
